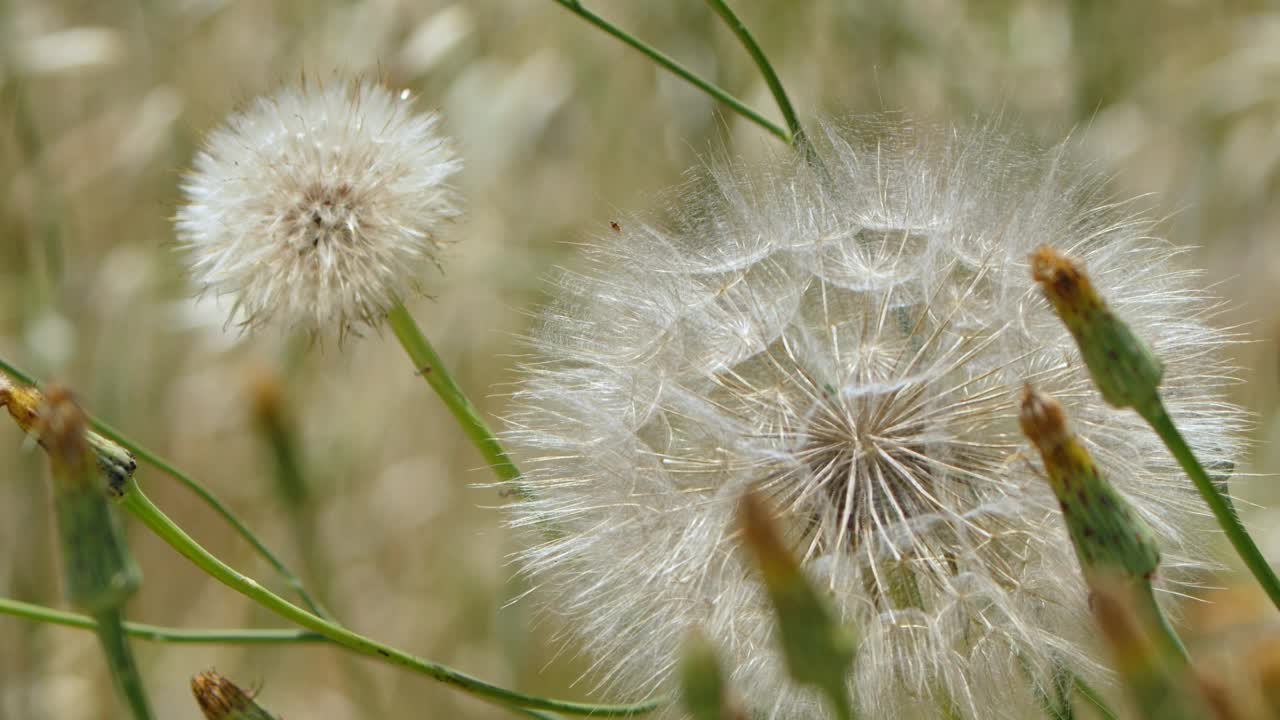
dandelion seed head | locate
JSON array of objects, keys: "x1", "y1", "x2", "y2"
[
  {"x1": 175, "y1": 77, "x2": 461, "y2": 337},
  {"x1": 504, "y1": 119, "x2": 1247, "y2": 718}
]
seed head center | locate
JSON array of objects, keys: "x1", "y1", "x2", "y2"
[{"x1": 288, "y1": 182, "x2": 358, "y2": 251}]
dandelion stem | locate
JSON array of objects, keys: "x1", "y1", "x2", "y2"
[
  {"x1": 1071, "y1": 675, "x2": 1118, "y2": 720},
  {"x1": 1133, "y1": 579, "x2": 1190, "y2": 666},
  {"x1": 93, "y1": 608, "x2": 156, "y2": 720},
  {"x1": 549, "y1": 0, "x2": 791, "y2": 144},
  {"x1": 1138, "y1": 398, "x2": 1280, "y2": 610},
  {"x1": 702, "y1": 0, "x2": 817, "y2": 163},
  {"x1": 386, "y1": 302, "x2": 524, "y2": 491},
  {"x1": 0, "y1": 597, "x2": 325, "y2": 643},
  {"x1": 119, "y1": 483, "x2": 661, "y2": 716},
  {"x1": 0, "y1": 356, "x2": 331, "y2": 619}
]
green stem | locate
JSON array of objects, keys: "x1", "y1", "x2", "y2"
[
  {"x1": 701, "y1": 0, "x2": 814, "y2": 160},
  {"x1": 1072, "y1": 675, "x2": 1119, "y2": 720},
  {"x1": 549, "y1": 0, "x2": 791, "y2": 144},
  {"x1": 94, "y1": 608, "x2": 156, "y2": 720},
  {"x1": 119, "y1": 485, "x2": 661, "y2": 717},
  {"x1": 512, "y1": 709, "x2": 565, "y2": 720},
  {"x1": 0, "y1": 356, "x2": 330, "y2": 619},
  {"x1": 1134, "y1": 580, "x2": 1189, "y2": 665},
  {"x1": 386, "y1": 302, "x2": 524, "y2": 491},
  {"x1": 0, "y1": 596, "x2": 325, "y2": 644},
  {"x1": 1139, "y1": 398, "x2": 1280, "y2": 610}
]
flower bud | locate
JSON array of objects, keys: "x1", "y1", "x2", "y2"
[
  {"x1": 1031, "y1": 246, "x2": 1165, "y2": 411},
  {"x1": 1, "y1": 373, "x2": 137, "y2": 495},
  {"x1": 39, "y1": 386, "x2": 141, "y2": 614},
  {"x1": 1019, "y1": 385, "x2": 1160, "y2": 581},
  {"x1": 680, "y1": 630, "x2": 745, "y2": 720},
  {"x1": 191, "y1": 671, "x2": 277, "y2": 720},
  {"x1": 739, "y1": 491, "x2": 856, "y2": 718}
]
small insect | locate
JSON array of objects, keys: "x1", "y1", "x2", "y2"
[{"x1": 609, "y1": 221, "x2": 622, "y2": 233}]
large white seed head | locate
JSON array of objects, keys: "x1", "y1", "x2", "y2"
[
  {"x1": 504, "y1": 121, "x2": 1246, "y2": 718},
  {"x1": 176, "y1": 78, "x2": 461, "y2": 337}
]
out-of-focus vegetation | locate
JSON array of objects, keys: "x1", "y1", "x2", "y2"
[{"x1": 1, "y1": 1, "x2": 1278, "y2": 717}]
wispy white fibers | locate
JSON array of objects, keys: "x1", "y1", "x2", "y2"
[
  {"x1": 504, "y1": 120, "x2": 1247, "y2": 719},
  {"x1": 176, "y1": 77, "x2": 461, "y2": 337}
]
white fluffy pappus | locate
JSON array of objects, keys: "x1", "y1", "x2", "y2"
[
  {"x1": 176, "y1": 77, "x2": 461, "y2": 337},
  {"x1": 503, "y1": 120, "x2": 1248, "y2": 719}
]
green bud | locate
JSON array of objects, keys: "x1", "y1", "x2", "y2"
[
  {"x1": 739, "y1": 491, "x2": 857, "y2": 720},
  {"x1": 680, "y1": 630, "x2": 741, "y2": 720},
  {"x1": 85, "y1": 429, "x2": 138, "y2": 497},
  {"x1": 2, "y1": 373, "x2": 137, "y2": 496},
  {"x1": 1031, "y1": 247, "x2": 1164, "y2": 412},
  {"x1": 192, "y1": 671, "x2": 278, "y2": 720},
  {"x1": 1018, "y1": 385, "x2": 1160, "y2": 581},
  {"x1": 41, "y1": 387, "x2": 141, "y2": 613}
]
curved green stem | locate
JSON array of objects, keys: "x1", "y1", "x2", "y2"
[
  {"x1": 120, "y1": 484, "x2": 661, "y2": 717},
  {"x1": 1134, "y1": 580, "x2": 1189, "y2": 665},
  {"x1": 386, "y1": 302, "x2": 524, "y2": 491},
  {"x1": 0, "y1": 356, "x2": 331, "y2": 620},
  {"x1": 1138, "y1": 398, "x2": 1280, "y2": 611},
  {"x1": 702, "y1": 0, "x2": 813, "y2": 159},
  {"x1": 0, "y1": 596, "x2": 324, "y2": 644},
  {"x1": 549, "y1": 0, "x2": 791, "y2": 144},
  {"x1": 1072, "y1": 674, "x2": 1119, "y2": 720}
]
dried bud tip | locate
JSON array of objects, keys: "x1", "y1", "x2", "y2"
[
  {"x1": 37, "y1": 386, "x2": 90, "y2": 469},
  {"x1": 192, "y1": 671, "x2": 275, "y2": 720},
  {"x1": 1018, "y1": 384, "x2": 1068, "y2": 452},
  {"x1": 0, "y1": 373, "x2": 45, "y2": 436},
  {"x1": 1030, "y1": 246, "x2": 1101, "y2": 313},
  {"x1": 247, "y1": 368, "x2": 282, "y2": 410},
  {"x1": 738, "y1": 490, "x2": 788, "y2": 580}
]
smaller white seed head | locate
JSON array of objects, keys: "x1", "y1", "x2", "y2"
[{"x1": 176, "y1": 77, "x2": 461, "y2": 337}]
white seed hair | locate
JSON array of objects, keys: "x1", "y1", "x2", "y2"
[
  {"x1": 176, "y1": 77, "x2": 461, "y2": 337},
  {"x1": 503, "y1": 119, "x2": 1247, "y2": 719}
]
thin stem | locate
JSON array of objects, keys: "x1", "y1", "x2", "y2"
[
  {"x1": 120, "y1": 485, "x2": 662, "y2": 717},
  {"x1": 0, "y1": 596, "x2": 325, "y2": 644},
  {"x1": 1072, "y1": 675, "x2": 1119, "y2": 720},
  {"x1": 0, "y1": 356, "x2": 330, "y2": 619},
  {"x1": 702, "y1": 0, "x2": 815, "y2": 161},
  {"x1": 1139, "y1": 398, "x2": 1280, "y2": 610},
  {"x1": 94, "y1": 608, "x2": 156, "y2": 720},
  {"x1": 549, "y1": 0, "x2": 791, "y2": 144},
  {"x1": 1134, "y1": 580, "x2": 1189, "y2": 665},
  {"x1": 386, "y1": 302, "x2": 524, "y2": 492}
]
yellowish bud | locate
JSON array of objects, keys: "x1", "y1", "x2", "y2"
[
  {"x1": 1031, "y1": 246, "x2": 1164, "y2": 411},
  {"x1": 1019, "y1": 385, "x2": 1160, "y2": 581}
]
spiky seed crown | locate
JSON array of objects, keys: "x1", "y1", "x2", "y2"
[
  {"x1": 175, "y1": 77, "x2": 461, "y2": 338},
  {"x1": 504, "y1": 120, "x2": 1246, "y2": 719}
]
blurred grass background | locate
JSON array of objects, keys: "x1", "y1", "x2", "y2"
[{"x1": 1, "y1": 1, "x2": 1279, "y2": 717}]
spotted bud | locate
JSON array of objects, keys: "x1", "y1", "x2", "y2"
[
  {"x1": 1019, "y1": 385, "x2": 1160, "y2": 582},
  {"x1": 1031, "y1": 246, "x2": 1164, "y2": 411}
]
